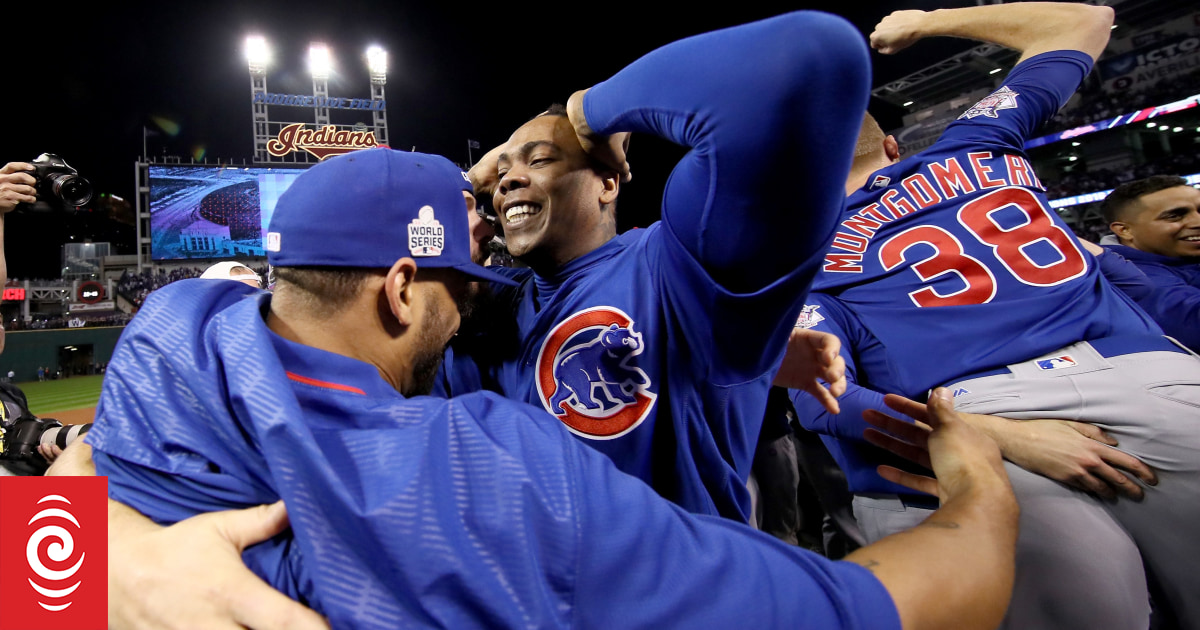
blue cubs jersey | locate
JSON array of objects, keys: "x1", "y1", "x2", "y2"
[
  {"x1": 1100, "y1": 244, "x2": 1200, "y2": 351},
  {"x1": 442, "y1": 11, "x2": 871, "y2": 522},
  {"x1": 811, "y1": 50, "x2": 1160, "y2": 397},
  {"x1": 89, "y1": 280, "x2": 900, "y2": 630}
]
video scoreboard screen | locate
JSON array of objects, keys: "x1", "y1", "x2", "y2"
[{"x1": 148, "y1": 165, "x2": 306, "y2": 260}]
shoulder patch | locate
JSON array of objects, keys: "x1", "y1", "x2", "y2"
[
  {"x1": 794, "y1": 304, "x2": 826, "y2": 330},
  {"x1": 959, "y1": 86, "x2": 1020, "y2": 120}
]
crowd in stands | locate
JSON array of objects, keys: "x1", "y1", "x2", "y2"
[
  {"x1": 1044, "y1": 68, "x2": 1200, "y2": 136},
  {"x1": 117, "y1": 264, "x2": 269, "y2": 308},
  {"x1": 1045, "y1": 151, "x2": 1200, "y2": 200},
  {"x1": 6, "y1": 313, "x2": 133, "y2": 331}
]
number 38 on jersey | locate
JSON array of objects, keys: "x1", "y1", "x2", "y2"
[{"x1": 878, "y1": 186, "x2": 1088, "y2": 308}]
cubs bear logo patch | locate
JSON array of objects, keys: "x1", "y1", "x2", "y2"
[{"x1": 535, "y1": 307, "x2": 656, "y2": 440}]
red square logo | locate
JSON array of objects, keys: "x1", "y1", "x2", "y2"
[{"x1": 0, "y1": 476, "x2": 107, "y2": 630}]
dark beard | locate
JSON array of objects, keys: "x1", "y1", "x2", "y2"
[
  {"x1": 406, "y1": 343, "x2": 444, "y2": 397},
  {"x1": 403, "y1": 297, "x2": 451, "y2": 397}
]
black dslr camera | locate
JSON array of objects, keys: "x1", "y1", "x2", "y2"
[
  {"x1": 26, "y1": 153, "x2": 93, "y2": 209},
  {"x1": 0, "y1": 415, "x2": 91, "y2": 470}
]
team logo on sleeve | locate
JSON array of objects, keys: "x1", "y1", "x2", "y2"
[
  {"x1": 535, "y1": 307, "x2": 656, "y2": 440},
  {"x1": 794, "y1": 304, "x2": 825, "y2": 329},
  {"x1": 959, "y1": 86, "x2": 1020, "y2": 120}
]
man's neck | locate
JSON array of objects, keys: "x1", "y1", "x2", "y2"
[
  {"x1": 266, "y1": 304, "x2": 409, "y2": 394},
  {"x1": 846, "y1": 155, "x2": 893, "y2": 196},
  {"x1": 523, "y1": 231, "x2": 617, "y2": 278}
]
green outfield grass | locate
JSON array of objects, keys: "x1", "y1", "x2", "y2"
[{"x1": 16, "y1": 375, "x2": 105, "y2": 416}]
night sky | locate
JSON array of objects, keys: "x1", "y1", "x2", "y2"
[{"x1": 4, "y1": 0, "x2": 982, "y2": 279}]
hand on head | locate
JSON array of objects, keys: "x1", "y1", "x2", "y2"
[{"x1": 566, "y1": 90, "x2": 632, "y2": 183}]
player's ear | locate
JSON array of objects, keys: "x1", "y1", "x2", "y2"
[
  {"x1": 599, "y1": 171, "x2": 619, "y2": 206},
  {"x1": 384, "y1": 258, "x2": 419, "y2": 327},
  {"x1": 1109, "y1": 221, "x2": 1132, "y2": 243},
  {"x1": 884, "y1": 135, "x2": 901, "y2": 163}
]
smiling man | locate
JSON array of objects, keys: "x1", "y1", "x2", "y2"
[
  {"x1": 454, "y1": 11, "x2": 866, "y2": 523},
  {"x1": 1098, "y1": 175, "x2": 1200, "y2": 350}
]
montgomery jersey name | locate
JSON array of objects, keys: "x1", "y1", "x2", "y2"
[{"x1": 824, "y1": 148, "x2": 1044, "y2": 273}]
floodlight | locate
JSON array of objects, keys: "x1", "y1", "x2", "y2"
[
  {"x1": 309, "y1": 43, "x2": 333, "y2": 79},
  {"x1": 989, "y1": 68, "x2": 1002, "y2": 75},
  {"x1": 1147, "y1": 122, "x2": 1157, "y2": 128},
  {"x1": 902, "y1": 101, "x2": 914, "y2": 107},
  {"x1": 1174, "y1": 127, "x2": 1184, "y2": 132},
  {"x1": 246, "y1": 35, "x2": 270, "y2": 72},
  {"x1": 366, "y1": 45, "x2": 388, "y2": 76}
]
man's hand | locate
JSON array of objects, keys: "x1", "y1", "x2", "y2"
[
  {"x1": 772, "y1": 328, "x2": 846, "y2": 414},
  {"x1": 108, "y1": 501, "x2": 330, "y2": 630},
  {"x1": 863, "y1": 389, "x2": 1011, "y2": 503},
  {"x1": 0, "y1": 162, "x2": 36, "y2": 214},
  {"x1": 869, "y1": 10, "x2": 930, "y2": 55},
  {"x1": 468, "y1": 144, "x2": 504, "y2": 201},
  {"x1": 566, "y1": 89, "x2": 632, "y2": 183},
  {"x1": 981, "y1": 416, "x2": 1157, "y2": 500},
  {"x1": 45, "y1": 440, "x2": 95, "y2": 475}
]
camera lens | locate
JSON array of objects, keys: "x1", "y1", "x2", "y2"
[{"x1": 49, "y1": 174, "x2": 93, "y2": 207}]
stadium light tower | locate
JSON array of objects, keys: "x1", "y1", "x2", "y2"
[
  {"x1": 245, "y1": 35, "x2": 270, "y2": 74},
  {"x1": 366, "y1": 46, "x2": 387, "y2": 81},
  {"x1": 309, "y1": 43, "x2": 333, "y2": 126},
  {"x1": 367, "y1": 45, "x2": 389, "y2": 148},
  {"x1": 246, "y1": 35, "x2": 271, "y2": 162}
]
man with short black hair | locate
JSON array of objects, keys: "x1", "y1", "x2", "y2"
[{"x1": 1095, "y1": 175, "x2": 1200, "y2": 350}]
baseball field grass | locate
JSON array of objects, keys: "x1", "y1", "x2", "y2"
[{"x1": 16, "y1": 375, "x2": 104, "y2": 423}]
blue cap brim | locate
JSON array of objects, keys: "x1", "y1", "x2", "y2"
[{"x1": 450, "y1": 263, "x2": 519, "y2": 286}]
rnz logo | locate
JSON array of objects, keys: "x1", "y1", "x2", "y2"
[
  {"x1": 0, "y1": 475, "x2": 107, "y2": 630},
  {"x1": 27, "y1": 495, "x2": 86, "y2": 611}
]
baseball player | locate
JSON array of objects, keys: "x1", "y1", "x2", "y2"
[
  {"x1": 80, "y1": 148, "x2": 1023, "y2": 630},
  {"x1": 1093, "y1": 175, "x2": 1200, "y2": 351},
  {"x1": 787, "y1": 3, "x2": 1200, "y2": 629},
  {"x1": 445, "y1": 10, "x2": 864, "y2": 524}
]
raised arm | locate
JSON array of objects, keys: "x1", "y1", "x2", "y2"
[
  {"x1": 578, "y1": 11, "x2": 871, "y2": 293},
  {"x1": 870, "y1": 2, "x2": 1114, "y2": 63}
]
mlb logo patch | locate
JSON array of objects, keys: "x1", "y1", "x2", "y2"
[
  {"x1": 870, "y1": 174, "x2": 891, "y2": 190},
  {"x1": 266, "y1": 232, "x2": 281, "y2": 252},
  {"x1": 952, "y1": 387, "x2": 971, "y2": 397},
  {"x1": 1036, "y1": 355, "x2": 1077, "y2": 371},
  {"x1": 0, "y1": 476, "x2": 108, "y2": 630}
]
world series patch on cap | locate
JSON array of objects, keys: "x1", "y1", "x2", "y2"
[
  {"x1": 265, "y1": 148, "x2": 515, "y2": 286},
  {"x1": 0, "y1": 476, "x2": 107, "y2": 630}
]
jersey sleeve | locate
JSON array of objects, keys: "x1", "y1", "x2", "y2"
[
  {"x1": 1099, "y1": 249, "x2": 1200, "y2": 350},
  {"x1": 938, "y1": 50, "x2": 1094, "y2": 152},
  {"x1": 787, "y1": 294, "x2": 923, "y2": 495},
  {"x1": 582, "y1": 11, "x2": 870, "y2": 379},
  {"x1": 564, "y1": 416, "x2": 900, "y2": 630}
]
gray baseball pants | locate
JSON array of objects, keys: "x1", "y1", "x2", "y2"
[{"x1": 853, "y1": 337, "x2": 1200, "y2": 630}]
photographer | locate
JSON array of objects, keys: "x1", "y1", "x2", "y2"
[{"x1": 0, "y1": 161, "x2": 83, "y2": 475}]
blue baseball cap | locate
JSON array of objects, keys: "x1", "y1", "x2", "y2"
[{"x1": 266, "y1": 148, "x2": 515, "y2": 286}]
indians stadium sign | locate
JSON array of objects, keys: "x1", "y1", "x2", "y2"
[{"x1": 266, "y1": 123, "x2": 380, "y2": 160}]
